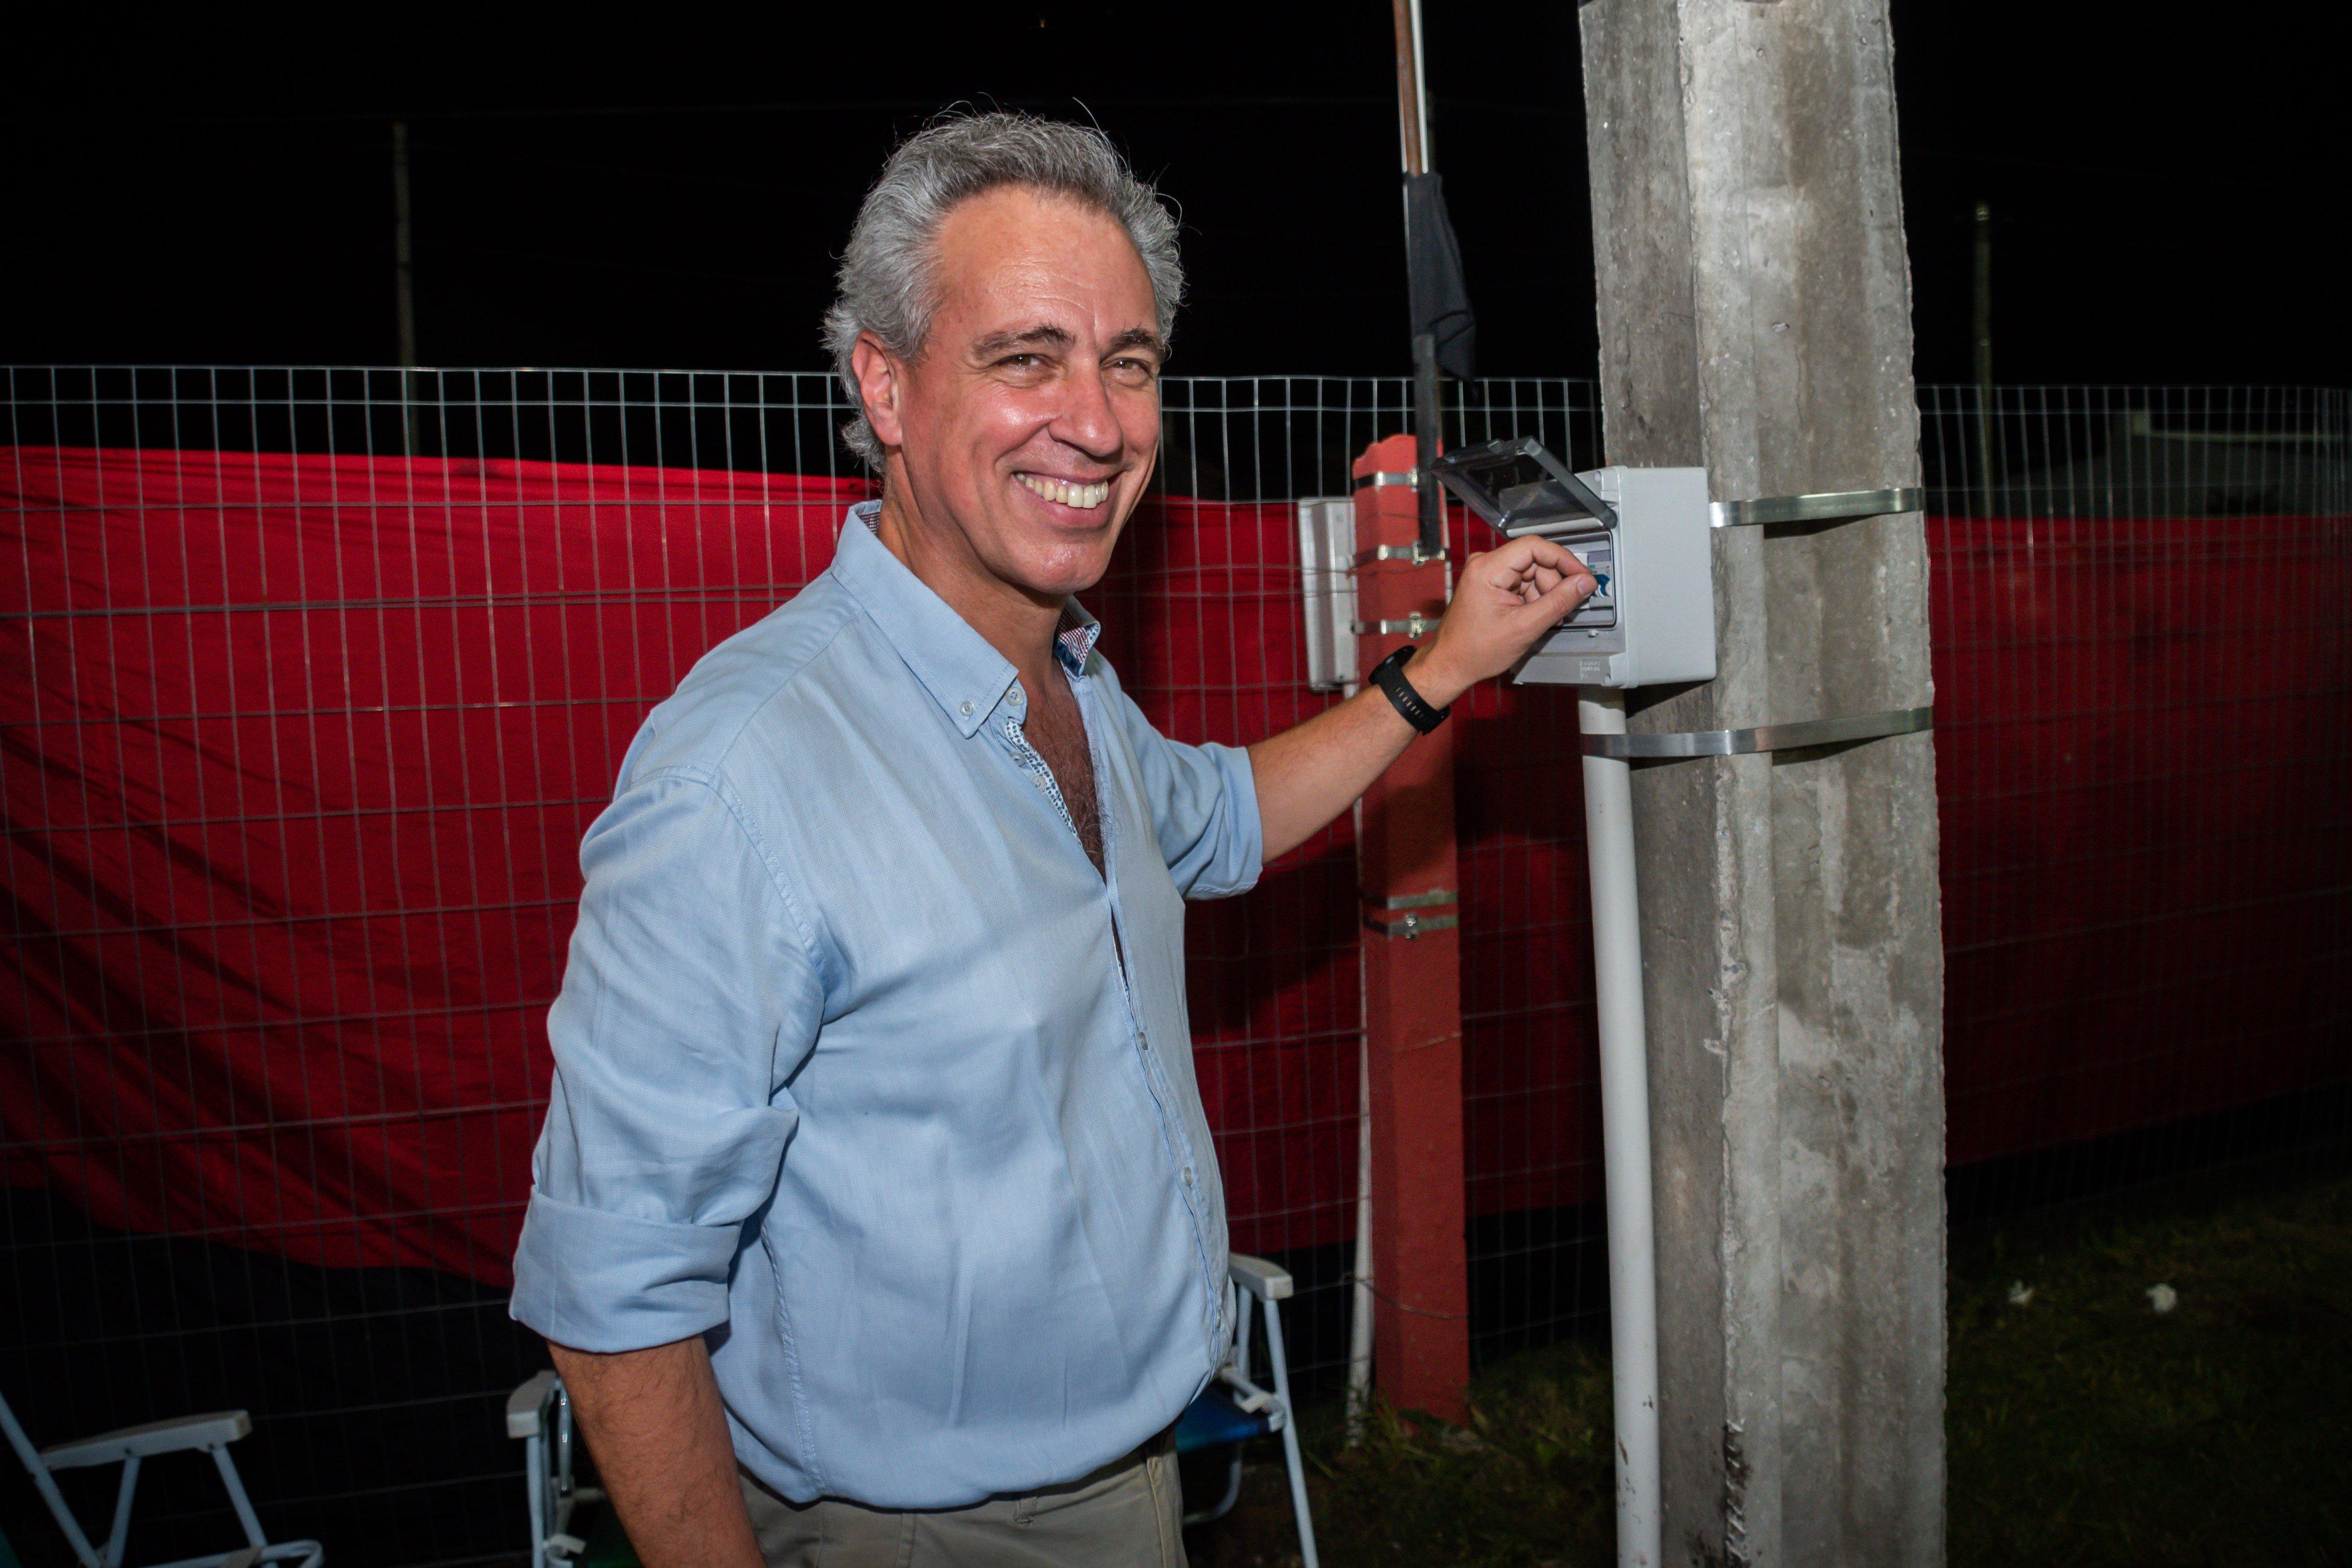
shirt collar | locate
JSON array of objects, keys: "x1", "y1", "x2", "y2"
[
  {"x1": 831, "y1": 501, "x2": 1098, "y2": 738},
  {"x1": 1054, "y1": 599, "x2": 1102, "y2": 675}
]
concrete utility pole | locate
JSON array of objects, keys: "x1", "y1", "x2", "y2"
[{"x1": 1575, "y1": 1, "x2": 1946, "y2": 1563}]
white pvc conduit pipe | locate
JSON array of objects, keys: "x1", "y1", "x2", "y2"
[{"x1": 1579, "y1": 686, "x2": 1662, "y2": 1568}]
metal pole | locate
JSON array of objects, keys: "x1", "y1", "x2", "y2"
[
  {"x1": 1973, "y1": 200, "x2": 1994, "y2": 509},
  {"x1": 1391, "y1": 0, "x2": 1426, "y2": 176},
  {"x1": 1347, "y1": 2, "x2": 1445, "y2": 1429},
  {"x1": 1579, "y1": 686, "x2": 1662, "y2": 1568},
  {"x1": 393, "y1": 120, "x2": 420, "y2": 455},
  {"x1": 1406, "y1": 0, "x2": 1433, "y2": 167},
  {"x1": 1413, "y1": 334, "x2": 1443, "y2": 555},
  {"x1": 1392, "y1": 0, "x2": 1444, "y2": 556},
  {"x1": 1345, "y1": 1036, "x2": 1375, "y2": 1441}
]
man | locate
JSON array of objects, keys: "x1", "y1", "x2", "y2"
[{"x1": 509, "y1": 111, "x2": 1593, "y2": 1566}]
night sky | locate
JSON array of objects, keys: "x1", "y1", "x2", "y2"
[{"x1": 3, "y1": 1, "x2": 2341, "y2": 388}]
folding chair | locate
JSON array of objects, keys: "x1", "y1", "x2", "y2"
[
  {"x1": 506, "y1": 1258, "x2": 1322, "y2": 1568},
  {"x1": 506, "y1": 1369, "x2": 603, "y2": 1565},
  {"x1": 1175, "y1": 1253, "x2": 1319, "y2": 1568},
  {"x1": 0, "y1": 1386, "x2": 322, "y2": 1568}
]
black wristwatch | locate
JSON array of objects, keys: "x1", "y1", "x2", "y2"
[{"x1": 1370, "y1": 644, "x2": 1451, "y2": 734}]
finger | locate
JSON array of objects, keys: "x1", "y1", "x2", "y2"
[
  {"x1": 1510, "y1": 561, "x2": 1577, "y2": 605},
  {"x1": 1507, "y1": 535, "x2": 1579, "y2": 572},
  {"x1": 1495, "y1": 559, "x2": 1562, "y2": 604},
  {"x1": 1476, "y1": 535, "x2": 1576, "y2": 588},
  {"x1": 1522, "y1": 567, "x2": 1596, "y2": 617},
  {"x1": 1519, "y1": 571, "x2": 1595, "y2": 628}
]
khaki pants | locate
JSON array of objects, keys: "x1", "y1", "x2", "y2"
[{"x1": 738, "y1": 1433, "x2": 1186, "y2": 1568}]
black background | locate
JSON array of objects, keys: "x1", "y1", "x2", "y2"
[{"x1": 3, "y1": 1, "x2": 2342, "y2": 385}]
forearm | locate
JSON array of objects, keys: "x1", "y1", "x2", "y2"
[
  {"x1": 1249, "y1": 649, "x2": 1467, "y2": 864},
  {"x1": 548, "y1": 1335, "x2": 764, "y2": 1568}
]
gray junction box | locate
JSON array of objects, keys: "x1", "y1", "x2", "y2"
[
  {"x1": 1512, "y1": 466, "x2": 1714, "y2": 690},
  {"x1": 1428, "y1": 440, "x2": 1715, "y2": 691}
]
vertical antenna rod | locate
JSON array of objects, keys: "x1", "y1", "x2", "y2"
[
  {"x1": 393, "y1": 121, "x2": 417, "y2": 368},
  {"x1": 1972, "y1": 200, "x2": 1994, "y2": 505},
  {"x1": 1392, "y1": 0, "x2": 1444, "y2": 556},
  {"x1": 393, "y1": 121, "x2": 420, "y2": 455}
]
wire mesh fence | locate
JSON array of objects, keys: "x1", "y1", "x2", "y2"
[
  {"x1": 1919, "y1": 384, "x2": 2350, "y2": 518},
  {"x1": 3, "y1": 367, "x2": 2347, "y2": 1566},
  {"x1": 1919, "y1": 385, "x2": 2351, "y2": 1219}
]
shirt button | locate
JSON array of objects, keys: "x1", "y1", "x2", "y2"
[
  {"x1": 958, "y1": 699, "x2": 974, "y2": 716},
  {"x1": 1183, "y1": 1166, "x2": 1196, "y2": 1187},
  {"x1": 1138, "y1": 1032, "x2": 1150, "y2": 1052}
]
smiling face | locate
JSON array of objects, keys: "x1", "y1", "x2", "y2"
[{"x1": 853, "y1": 184, "x2": 1165, "y2": 618}]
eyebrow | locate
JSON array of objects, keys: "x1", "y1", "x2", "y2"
[
  {"x1": 968, "y1": 323, "x2": 1168, "y2": 363},
  {"x1": 970, "y1": 324, "x2": 1074, "y2": 358},
  {"x1": 1105, "y1": 327, "x2": 1169, "y2": 361}
]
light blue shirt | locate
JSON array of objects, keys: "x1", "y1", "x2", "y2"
[{"x1": 509, "y1": 504, "x2": 1262, "y2": 1509}]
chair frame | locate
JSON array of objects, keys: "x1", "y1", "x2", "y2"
[
  {"x1": 0, "y1": 1387, "x2": 322, "y2": 1568},
  {"x1": 1182, "y1": 1253, "x2": 1319, "y2": 1568},
  {"x1": 507, "y1": 1369, "x2": 601, "y2": 1564},
  {"x1": 506, "y1": 1255, "x2": 1321, "y2": 1568}
]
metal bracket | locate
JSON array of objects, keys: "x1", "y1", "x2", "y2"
[
  {"x1": 1364, "y1": 911, "x2": 1460, "y2": 940},
  {"x1": 1368, "y1": 888, "x2": 1457, "y2": 911},
  {"x1": 1354, "y1": 469, "x2": 1419, "y2": 491},
  {"x1": 1709, "y1": 487, "x2": 1921, "y2": 529},
  {"x1": 1352, "y1": 612, "x2": 1437, "y2": 638},
  {"x1": 1580, "y1": 704, "x2": 1932, "y2": 760},
  {"x1": 1353, "y1": 544, "x2": 1444, "y2": 567}
]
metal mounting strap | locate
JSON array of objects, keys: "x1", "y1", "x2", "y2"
[
  {"x1": 1354, "y1": 469, "x2": 1418, "y2": 490},
  {"x1": 1351, "y1": 613, "x2": 1437, "y2": 638},
  {"x1": 1580, "y1": 704, "x2": 1932, "y2": 760},
  {"x1": 1353, "y1": 544, "x2": 1444, "y2": 567},
  {"x1": 1368, "y1": 888, "x2": 1457, "y2": 911},
  {"x1": 1709, "y1": 486, "x2": 1922, "y2": 529}
]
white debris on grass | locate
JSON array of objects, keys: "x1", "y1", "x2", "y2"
[
  {"x1": 2006, "y1": 1280, "x2": 2034, "y2": 1307},
  {"x1": 2147, "y1": 1283, "x2": 2179, "y2": 1314}
]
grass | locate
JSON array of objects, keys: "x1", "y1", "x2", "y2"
[
  {"x1": 1186, "y1": 1159, "x2": 2352, "y2": 1567},
  {"x1": 1183, "y1": 1342, "x2": 1619, "y2": 1568},
  {"x1": 1945, "y1": 1163, "x2": 2352, "y2": 1565}
]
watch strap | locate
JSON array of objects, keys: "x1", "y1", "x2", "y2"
[{"x1": 1370, "y1": 644, "x2": 1450, "y2": 734}]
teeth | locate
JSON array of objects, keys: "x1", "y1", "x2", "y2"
[{"x1": 1019, "y1": 474, "x2": 1111, "y2": 510}]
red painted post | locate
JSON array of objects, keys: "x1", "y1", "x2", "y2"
[{"x1": 1352, "y1": 433, "x2": 1471, "y2": 1422}]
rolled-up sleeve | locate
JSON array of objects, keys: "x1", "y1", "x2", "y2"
[
  {"x1": 510, "y1": 766, "x2": 823, "y2": 1352},
  {"x1": 1102, "y1": 675, "x2": 1264, "y2": 901}
]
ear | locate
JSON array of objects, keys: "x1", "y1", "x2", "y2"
[{"x1": 850, "y1": 333, "x2": 906, "y2": 451}]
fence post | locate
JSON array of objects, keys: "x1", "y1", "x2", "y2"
[{"x1": 1352, "y1": 432, "x2": 1471, "y2": 1423}]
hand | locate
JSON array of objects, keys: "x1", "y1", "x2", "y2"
[{"x1": 1405, "y1": 537, "x2": 1596, "y2": 707}]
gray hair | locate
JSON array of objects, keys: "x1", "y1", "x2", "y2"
[{"x1": 823, "y1": 111, "x2": 1185, "y2": 470}]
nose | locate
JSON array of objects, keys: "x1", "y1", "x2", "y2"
[{"x1": 1049, "y1": 365, "x2": 1124, "y2": 466}]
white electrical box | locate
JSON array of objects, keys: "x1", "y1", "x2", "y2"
[
  {"x1": 1294, "y1": 496, "x2": 1357, "y2": 692},
  {"x1": 1513, "y1": 466, "x2": 1714, "y2": 690},
  {"x1": 1430, "y1": 441, "x2": 1716, "y2": 691}
]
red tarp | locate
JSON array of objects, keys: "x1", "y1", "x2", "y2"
[{"x1": 3, "y1": 447, "x2": 2346, "y2": 1282}]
